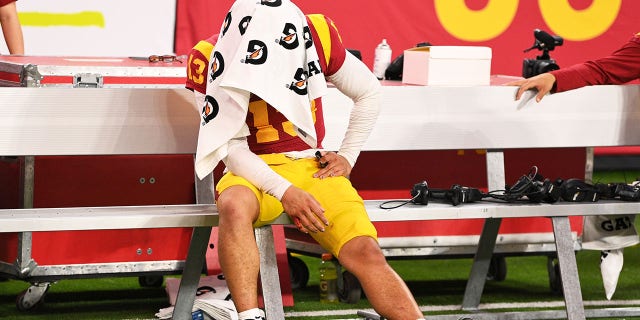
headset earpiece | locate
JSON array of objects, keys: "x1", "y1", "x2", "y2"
[
  {"x1": 594, "y1": 182, "x2": 616, "y2": 199},
  {"x1": 411, "y1": 181, "x2": 429, "y2": 205},
  {"x1": 541, "y1": 178, "x2": 563, "y2": 203},
  {"x1": 560, "y1": 179, "x2": 600, "y2": 202},
  {"x1": 614, "y1": 183, "x2": 640, "y2": 201},
  {"x1": 525, "y1": 180, "x2": 546, "y2": 203},
  {"x1": 449, "y1": 185, "x2": 463, "y2": 206}
]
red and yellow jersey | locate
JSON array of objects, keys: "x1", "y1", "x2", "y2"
[
  {"x1": 185, "y1": 33, "x2": 218, "y2": 94},
  {"x1": 185, "y1": 14, "x2": 347, "y2": 154}
]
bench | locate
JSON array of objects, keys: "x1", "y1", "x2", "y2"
[
  {"x1": 2, "y1": 82, "x2": 640, "y2": 320},
  {"x1": 320, "y1": 81, "x2": 640, "y2": 320},
  {"x1": 0, "y1": 87, "x2": 252, "y2": 320}
]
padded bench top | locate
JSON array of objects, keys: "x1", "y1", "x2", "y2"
[
  {"x1": 0, "y1": 204, "x2": 217, "y2": 232},
  {"x1": 3, "y1": 200, "x2": 640, "y2": 233},
  {"x1": 364, "y1": 199, "x2": 640, "y2": 221}
]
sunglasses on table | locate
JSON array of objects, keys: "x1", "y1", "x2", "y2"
[
  {"x1": 129, "y1": 55, "x2": 183, "y2": 63},
  {"x1": 148, "y1": 54, "x2": 182, "y2": 63}
]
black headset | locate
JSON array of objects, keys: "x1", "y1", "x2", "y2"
[{"x1": 411, "y1": 181, "x2": 485, "y2": 206}]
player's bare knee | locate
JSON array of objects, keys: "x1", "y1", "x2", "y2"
[
  {"x1": 340, "y1": 236, "x2": 387, "y2": 267},
  {"x1": 217, "y1": 186, "x2": 259, "y2": 222},
  {"x1": 358, "y1": 246, "x2": 386, "y2": 265}
]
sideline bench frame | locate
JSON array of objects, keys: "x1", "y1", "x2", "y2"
[
  {"x1": 0, "y1": 87, "x2": 290, "y2": 319},
  {"x1": 2, "y1": 84, "x2": 640, "y2": 319}
]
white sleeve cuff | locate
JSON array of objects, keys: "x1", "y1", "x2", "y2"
[{"x1": 223, "y1": 137, "x2": 292, "y2": 200}]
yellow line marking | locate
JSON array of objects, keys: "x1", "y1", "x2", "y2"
[{"x1": 19, "y1": 11, "x2": 105, "y2": 28}]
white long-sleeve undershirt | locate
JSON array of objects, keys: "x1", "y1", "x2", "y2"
[
  {"x1": 327, "y1": 52, "x2": 381, "y2": 167},
  {"x1": 221, "y1": 51, "x2": 381, "y2": 200}
]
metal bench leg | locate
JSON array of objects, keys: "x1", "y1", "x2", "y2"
[
  {"x1": 551, "y1": 216, "x2": 586, "y2": 320},
  {"x1": 462, "y1": 149, "x2": 505, "y2": 310},
  {"x1": 173, "y1": 226, "x2": 212, "y2": 320},
  {"x1": 255, "y1": 225, "x2": 285, "y2": 319},
  {"x1": 462, "y1": 217, "x2": 502, "y2": 310}
]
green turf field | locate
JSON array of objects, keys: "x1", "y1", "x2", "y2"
[{"x1": 1, "y1": 171, "x2": 639, "y2": 319}]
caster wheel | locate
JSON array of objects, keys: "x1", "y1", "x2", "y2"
[
  {"x1": 338, "y1": 270, "x2": 361, "y2": 304},
  {"x1": 547, "y1": 256, "x2": 562, "y2": 295},
  {"x1": 288, "y1": 254, "x2": 309, "y2": 290},
  {"x1": 16, "y1": 283, "x2": 50, "y2": 311},
  {"x1": 138, "y1": 275, "x2": 164, "y2": 288},
  {"x1": 486, "y1": 256, "x2": 507, "y2": 281}
]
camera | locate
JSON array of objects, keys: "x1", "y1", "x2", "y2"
[{"x1": 522, "y1": 29, "x2": 563, "y2": 78}]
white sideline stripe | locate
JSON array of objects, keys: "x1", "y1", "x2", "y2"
[
  {"x1": 126, "y1": 299, "x2": 640, "y2": 320},
  {"x1": 283, "y1": 299, "x2": 640, "y2": 318}
]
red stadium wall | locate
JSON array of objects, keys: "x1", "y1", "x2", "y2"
[
  {"x1": 172, "y1": 0, "x2": 633, "y2": 246},
  {"x1": 175, "y1": 0, "x2": 638, "y2": 78}
]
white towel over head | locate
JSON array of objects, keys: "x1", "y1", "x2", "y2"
[{"x1": 195, "y1": 0, "x2": 327, "y2": 179}]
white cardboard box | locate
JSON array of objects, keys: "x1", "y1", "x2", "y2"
[{"x1": 402, "y1": 46, "x2": 492, "y2": 86}]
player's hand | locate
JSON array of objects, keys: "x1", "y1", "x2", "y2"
[
  {"x1": 281, "y1": 185, "x2": 329, "y2": 234},
  {"x1": 313, "y1": 151, "x2": 352, "y2": 179},
  {"x1": 504, "y1": 73, "x2": 556, "y2": 102}
]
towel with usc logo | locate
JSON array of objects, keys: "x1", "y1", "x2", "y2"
[{"x1": 194, "y1": 0, "x2": 326, "y2": 179}]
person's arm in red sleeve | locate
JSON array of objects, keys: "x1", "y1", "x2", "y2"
[
  {"x1": 507, "y1": 33, "x2": 640, "y2": 102},
  {"x1": 552, "y1": 34, "x2": 640, "y2": 92}
]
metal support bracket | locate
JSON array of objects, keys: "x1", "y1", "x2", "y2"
[
  {"x1": 73, "y1": 73, "x2": 104, "y2": 88},
  {"x1": 20, "y1": 64, "x2": 43, "y2": 87}
]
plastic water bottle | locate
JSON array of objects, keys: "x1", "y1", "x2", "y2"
[
  {"x1": 373, "y1": 38, "x2": 392, "y2": 80},
  {"x1": 319, "y1": 253, "x2": 338, "y2": 303}
]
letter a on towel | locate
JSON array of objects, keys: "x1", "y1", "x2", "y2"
[{"x1": 194, "y1": 0, "x2": 327, "y2": 179}]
